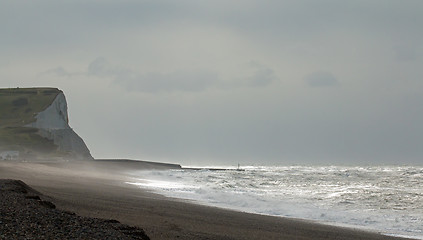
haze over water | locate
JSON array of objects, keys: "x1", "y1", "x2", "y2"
[
  {"x1": 127, "y1": 165, "x2": 423, "y2": 239},
  {"x1": 2, "y1": 1, "x2": 423, "y2": 167},
  {"x1": 3, "y1": 2, "x2": 423, "y2": 237}
]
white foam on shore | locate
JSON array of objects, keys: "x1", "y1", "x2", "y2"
[
  {"x1": 126, "y1": 166, "x2": 423, "y2": 240},
  {"x1": 127, "y1": 179, "x2": 195, "y2": 190}
]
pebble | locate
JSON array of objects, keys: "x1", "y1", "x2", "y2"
[{"x1": 0, "y1": 180, "x2": 150, "y2": 240}]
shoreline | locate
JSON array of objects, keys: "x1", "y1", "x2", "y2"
[
  {"x1": 126, "y1": 179, "x2": 421, "y2": 240},
  {"x1": 127, "y1": 164, "x2": 423, "y2": 240},
  {"x1": 0, "y1": 160, "x2": 414, "y2": 240}
]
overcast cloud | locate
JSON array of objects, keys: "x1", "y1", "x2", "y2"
[
  {"x1": 304, "y1": 71, "x2": 339, "y2": 88},
  {"x1": 1, "y1": 0, "x2": 422, "y2": 166}
]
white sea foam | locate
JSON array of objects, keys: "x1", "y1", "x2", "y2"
[{"x1": 126, "y1": 166, "x2": 423, "y2": 239}]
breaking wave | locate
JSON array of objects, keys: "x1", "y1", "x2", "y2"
[{"x1": 126, "y1": 165, "x2": 423, "y2": 239}]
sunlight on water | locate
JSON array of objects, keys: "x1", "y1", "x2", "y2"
[
  {"x1": 126, "y1": 166, "x2": 423, "y2": 239},
  {"x1": 127, "y1": 179, "x2": 190, "y2": 189}
]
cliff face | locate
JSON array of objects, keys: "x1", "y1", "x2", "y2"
[
  {"x1": 26, "y1": 92, "x2": 92, "y2": 159},
  {"x1": 0, "y1": 88, "x2": 92, "y2": 160},
  {"x1": 26, "y1": 93, "x2": 69, "y2": 130}
]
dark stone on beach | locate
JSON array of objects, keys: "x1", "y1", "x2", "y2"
[
  {"x1": 117, "y1": 226, "x2": 140, "y2": 231},
  {"x1": 105, "y1": 219, "x2": 121, "y2": 223},
  {"x1": 25, "y1": 195, "x2": 41, "y2": 200},
  {"x1": 39, "y1": 200, "x2": 56, "y2": 209},
  {"x1": 63, "y1": 210, "x2": 76, "y2": 216},
  {"x1": 0, "y1": 179, "x2": 30, "y2": 193},
  {"x1": 0, "y1": 179, "x2": 150, "y2": 240}
]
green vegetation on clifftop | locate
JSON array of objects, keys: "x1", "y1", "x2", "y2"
[
  {"x1": 0, "y1": 88, "x2": 62, "y2": 157},
  {"x1": 0, "y1": 88, "x2": 60, "y2": 127}
]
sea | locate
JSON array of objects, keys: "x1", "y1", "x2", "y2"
[{"x1": 125, "y1": 165, "x2": 423, "y2": 239}]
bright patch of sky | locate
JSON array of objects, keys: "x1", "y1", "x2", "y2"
[{"x1": 1, "y1": 0, "x2": 422, "y2": 165}]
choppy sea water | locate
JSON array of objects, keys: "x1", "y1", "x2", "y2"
[{"x1": 126, "y1": 166, "x2": 423, "y2": 239}]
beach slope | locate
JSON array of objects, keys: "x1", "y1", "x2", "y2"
[{"x1": 0, "y1": 161, "x2": 412, "y2": 240}]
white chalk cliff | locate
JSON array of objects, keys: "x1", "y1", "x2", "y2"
[{"x1": 26, "y1": 92, "x2": 92, "y2": 159}]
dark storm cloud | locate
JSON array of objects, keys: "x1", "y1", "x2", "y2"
[
  {"x1": 304, "y1": 71, "x2": 339, "y2": 87},
  {"x1": 87, "y1": 58, "x2": 218, "y2": 92},
  {"x1": 84, "y1": 58, "x2": 276, "y2": 93}
]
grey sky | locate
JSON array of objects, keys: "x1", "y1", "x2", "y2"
[{"x1": 1, "y1": 0, "x2": 422, "y2": 166}]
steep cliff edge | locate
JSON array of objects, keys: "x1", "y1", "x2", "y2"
[
  {"x1": 0, "y1": 88, "x2": 92, "y2": 160},
  {"x1": 25, "y1": 92, "x2": 92, "y2": 159}
]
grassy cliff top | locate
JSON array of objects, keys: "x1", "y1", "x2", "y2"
[
  {"x1": 0, "y1": 87, "x2": 62, "y2": 154},
  {"x1": 0, "y1": 87, "x2": 61, "y2": 128}
]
